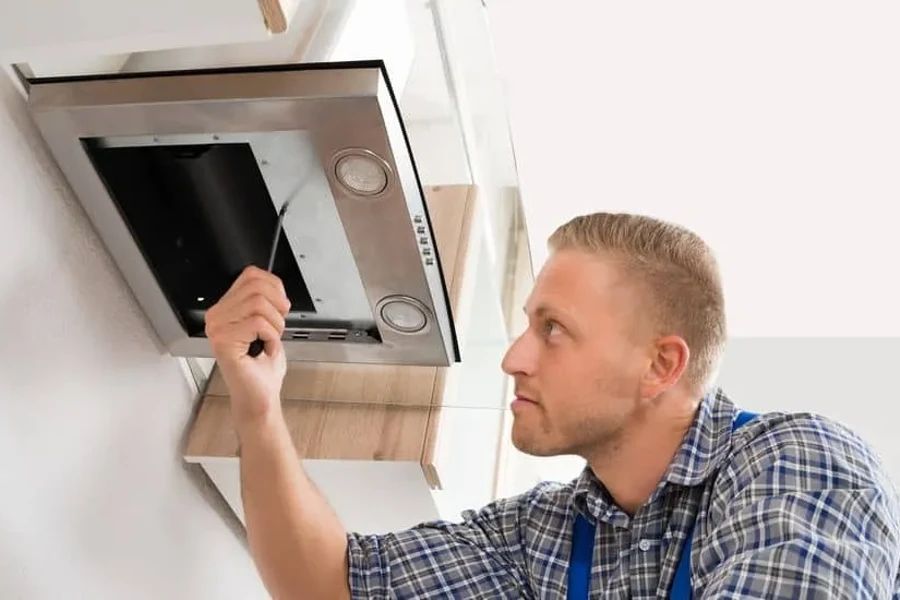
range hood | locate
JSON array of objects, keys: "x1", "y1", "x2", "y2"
[{"x1": 26, "y1": 61, "x2": 460, "y2": 366}]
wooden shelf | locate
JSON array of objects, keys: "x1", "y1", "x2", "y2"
[
  {"x1": 205, "y1": 362, "x2": 438, "y2": 407},
  {"x1": 186, "y1": 396, "x2": 431, "y2": 462}
]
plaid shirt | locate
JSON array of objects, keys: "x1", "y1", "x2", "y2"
[{"x1": 347, "y1": 389, "x2": 900, "y2": 598}]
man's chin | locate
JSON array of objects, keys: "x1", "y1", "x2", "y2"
[{"x1": 510, "y1": 428, "x2": 561, "y2": 457}]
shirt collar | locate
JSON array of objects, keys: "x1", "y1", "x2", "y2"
[
  {"x1": 662, "y1": 387, "x2": 738, "y2": 486},
  {"x1": 571, "y1": 387, "x2": 739, "y2": 523}
]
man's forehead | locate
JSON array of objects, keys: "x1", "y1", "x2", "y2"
[{"x1": 524, "y1": 249, "x2": 632, "y2": 315}]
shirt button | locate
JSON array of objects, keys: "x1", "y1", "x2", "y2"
[{"x1": 638, "y1": 539, "x2": 652, "y2": 552}]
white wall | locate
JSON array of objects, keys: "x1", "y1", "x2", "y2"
[
  {"x1": 0, "y1": 77, "x2": 267, "y2": 598},
  {"x1": 486, "y1": 1, "x2": 900, "y2": 338},
  {"x1": 714, "y1": 337, "x2": 900, "y2": 481},
  {"x1": 500, "y1": 337, "x2": 900, "y2": 496}
]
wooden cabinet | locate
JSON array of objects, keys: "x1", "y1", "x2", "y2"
[{"x1": 184, "y1": 185, "x2": 511, "y2": 534}]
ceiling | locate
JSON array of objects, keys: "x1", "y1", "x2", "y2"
[{"x1": 486, "y1": 1, "x2": 900, "y2": 338}]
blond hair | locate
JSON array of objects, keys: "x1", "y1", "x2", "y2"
[{"x1": 548, "y1": 213, "x2": 726, "y2": 393}]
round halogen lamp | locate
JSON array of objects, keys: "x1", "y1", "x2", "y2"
[
  {"x1": 377, "y1": 296, "x2": 430, "y2": 334},
  {"x1": 333, "y1": 150, "x2": 391, "y2": 197}
]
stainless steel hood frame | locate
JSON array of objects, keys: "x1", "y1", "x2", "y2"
[{"x1": 26, "y1": 61, "x2": 460, "y2": 366}]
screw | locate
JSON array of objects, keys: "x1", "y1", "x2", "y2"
[
  {"x1": 298, "y1": 254, "x2": 306, "y2": 259},
  {"x1": 261, "y1": 159, "x2": 269, "y2": 166},
  {"x1": 315, "y1": 298, "x2": 322, "y2": 303},
  {"x1": 212, "y1": 135, "x2": 220, "y2": 141}
]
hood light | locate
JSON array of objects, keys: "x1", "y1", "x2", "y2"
[
  {"x1": 333, "y1": 149, "x2": 390, "y2": 196},
  {"x1": 377, "y1": 295, "x2": 429, "y2": 334}
]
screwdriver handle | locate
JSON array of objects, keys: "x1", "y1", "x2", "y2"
[
  {"x1": 247, "y1": 338, "x2": 265, "y2": 357},
  {"x1": 247, "y1": 198, "x2": 291, "y2": 359}
]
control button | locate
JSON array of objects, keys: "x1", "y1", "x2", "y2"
[{"x1": 638, "y1": 539, "x2": 651, "y2": 552}]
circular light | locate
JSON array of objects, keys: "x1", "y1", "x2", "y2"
[
  {"x1": 379, "y1": 298, "x2": 428, "y2": 333},
  {"x1": 335, "y1": 153, "x2": 389, "y2": 196}
]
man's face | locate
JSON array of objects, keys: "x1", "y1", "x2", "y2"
[{"x1": 501, "y1": 248, "x2": 653, "y2": 459}]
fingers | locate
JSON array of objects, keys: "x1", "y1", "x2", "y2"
[
  {"x1": 205, "y1": 266, "x2": 292, "y2": 360},
  {"x1": 233, "y1": 266, "x2": 288, "y2": 305},
  {"x1": 235, "y1": 294, "x2": 286, "y2": 334},
  {"x1": 208, "y1": 314, "x2": 282, "y2": 359},
  {"x1": 236, "y1": 316, "x2": 281, "y2": 346},
  {"x1": 208, "y1": 269, "x2": 290, "y2": 323}
]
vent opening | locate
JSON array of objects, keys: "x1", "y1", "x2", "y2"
[{"x1": 83, "y1": 139, "x2": 317, "y2": 335}]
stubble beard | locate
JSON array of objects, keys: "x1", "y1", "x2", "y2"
[
  {"x1": 510, "y1": 404, "x2": 628, "y2": 460},
  {"x1": 509, "y1": 404, "x2": 557, "y2": 457},
  {"x1": 560, "y1": 395, "x2": 635, "y2": 463}
]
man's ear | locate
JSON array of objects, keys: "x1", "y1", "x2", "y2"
[{"x1": 640, "y1": 335, "x2": 690, "y2": 398}]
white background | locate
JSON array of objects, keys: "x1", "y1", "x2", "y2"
[{"x1": 487, "y1": 0, "x2": 900, "y2": 338}]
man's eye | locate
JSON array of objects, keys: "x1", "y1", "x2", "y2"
[{"x1": 542, "y1": 320, "x2": 561, "y2": 336}]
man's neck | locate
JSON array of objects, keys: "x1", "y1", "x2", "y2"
[{"x1": 585, "y1": 396, "x2": 699, "y2": 516}]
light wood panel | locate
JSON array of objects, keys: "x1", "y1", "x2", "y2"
[
  {"x1": 421, "y1": 186, "x2": 479, "y2": 478},
  {"x1": 186, "y1": 395, "x2": 430, "y2": 461},
  {"x1": 257, "y1": 0, "x2": 289, "y2": 33},
  {"x1": 207, "y1": 362, "x2": 438, "y2": 407},
  {"x1": 427, "y1": 185, "x2": 474, "y2": 293}
]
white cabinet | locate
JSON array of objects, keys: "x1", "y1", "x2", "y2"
[
  {"x1": 0, "y1": 0, "x2": 300, "y2": 66},
  {"x1": 1, "y1": 0, "x2": 413, "y2": 98}
]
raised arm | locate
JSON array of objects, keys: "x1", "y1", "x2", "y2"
[
  {"x1": 205, "y1": 266, "x2": 350, "y2": 600},
  {"x1": 205, "y1": 266, "x2": 534, "y2": 600},
  {"x1": 700, "y1": 414, "x2": 900, "y2": 599}
]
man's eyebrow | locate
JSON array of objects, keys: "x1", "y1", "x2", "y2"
[{"x1": 523, "y1": 304, "x2": 556, "y2": 318}]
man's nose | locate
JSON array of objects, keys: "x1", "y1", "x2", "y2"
[{"x1": 501, "y1": 331, "x2": 535, "y2": 376}]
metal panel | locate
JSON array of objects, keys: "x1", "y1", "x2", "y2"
[{"x1": 26, "y1": 62, "x2": 459, "y2": 366}]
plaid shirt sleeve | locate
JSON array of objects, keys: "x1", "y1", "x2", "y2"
[
  {"x1": 345, "y1": 485, "x2": 551, "y2": 599},
  {"x1": 701, "y1": 413, "x2": 900, "y2": 598}
]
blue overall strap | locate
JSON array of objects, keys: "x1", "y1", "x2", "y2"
[
  {"x1": 669, "y1": 410, "x2": 759, "y2": 600},
  {"x1": 567, "y1": 513, "x2": 595, "y2": 600},
  {"x1": 566, "y1": 410, "x2": 759, "y2": 599}
]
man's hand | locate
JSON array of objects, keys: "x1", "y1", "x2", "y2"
[{"x1": 204, "y1": 265, "x2": 291, "y2": 430}]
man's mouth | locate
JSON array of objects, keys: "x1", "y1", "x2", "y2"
[{"x1": 511, "y1": 393, "x2": 538, "y2": 409}]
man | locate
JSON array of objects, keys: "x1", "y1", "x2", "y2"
[{"x1": 205, "y1": 212, "x2": 900, "y2": 599}]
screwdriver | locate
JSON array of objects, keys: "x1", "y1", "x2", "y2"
[{"x1": 247, "y1": 199, "x2": 292, "y2": 358}]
